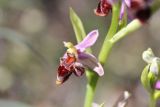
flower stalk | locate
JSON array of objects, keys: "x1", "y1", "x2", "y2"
[
  {"x1": 84, "y1": 3, "x2": 120, "y2": 107},
  {"x1": 84, "y1": 0, "x2": 160, "y2": 106},
  {"x1": 149, "y1": 94, "x2": 156, "y2": 107},
  {"x1": 110, "y1": 19, "x2": 142, "y2": 44},
  {"x1": 98, "y1": 3, "x2": 120, "y2": 64}
]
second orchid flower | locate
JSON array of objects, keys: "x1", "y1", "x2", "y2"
[{"x1": 94, "y1": 0, "x2": 152, "y2": 23}]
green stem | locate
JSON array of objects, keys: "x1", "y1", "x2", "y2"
[
  {"x1": 84, "y1": 71, "x2": 99, "y2": 107},
  {"x1": 84, "y1": 3, "x2": 120, "y2": 107},
  {"x1": 98, "y1": 3, "x2": 120, "y2": 64},
  {"x1": 83, "y1": 0, "x2": 160, "y2": 107},
  {"x1": 149, "y1": 94, "x2": 156, "y2": 107},
  {"x1": 83, "y1": 1, "x2": 160, "y2": 107}
]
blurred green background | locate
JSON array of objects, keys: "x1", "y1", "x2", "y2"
[{"x1": 0, "y1": 0, "x2": 160, "y2": 107}]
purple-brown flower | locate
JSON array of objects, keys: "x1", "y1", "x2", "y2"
[
  {"x1": 94, "y1": 0, "x2": 112, "y2": 16},
  {"x1": 95, "y1": 0, "x2": 152, "y2": 22},
  {"x1": 56, "y1": 30, "x2": 104, "y2": 85},
  {"x1": 118, "y1": 0, "x2": 152, "y2": 22}
]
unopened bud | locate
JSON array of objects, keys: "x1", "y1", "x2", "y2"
[{"x1": 142, "y1": 48, "x2": 155, "y2": 63}]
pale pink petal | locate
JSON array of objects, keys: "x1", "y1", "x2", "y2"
[
  {"x1": 77, "y1": 52, "x2": 104, "y2": 76},
  {"x1": 76, "y1": 30, "x2": 99, "y2": 52}
]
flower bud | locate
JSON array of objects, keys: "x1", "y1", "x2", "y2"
[
  {"x1": 141, "y1": 48, "x2": 160, "y2": 92},
  {"x1": 142, "y1": 48, "x2": 155, "y2": 63}
]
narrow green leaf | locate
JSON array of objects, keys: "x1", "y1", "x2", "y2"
[{"x1": 69, "y1": 7, "x2": 86, "y2": 43}]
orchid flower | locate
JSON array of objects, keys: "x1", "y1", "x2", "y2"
[
  {"x1": 120, "y1": 0, "x2": 152, "y2": 22},
  {"x1": 56, "y1": 30, "x2": 104, "y2": 85},
  {"x1": 94, "y1": 0, "x2": 152, "y2": 22}
]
